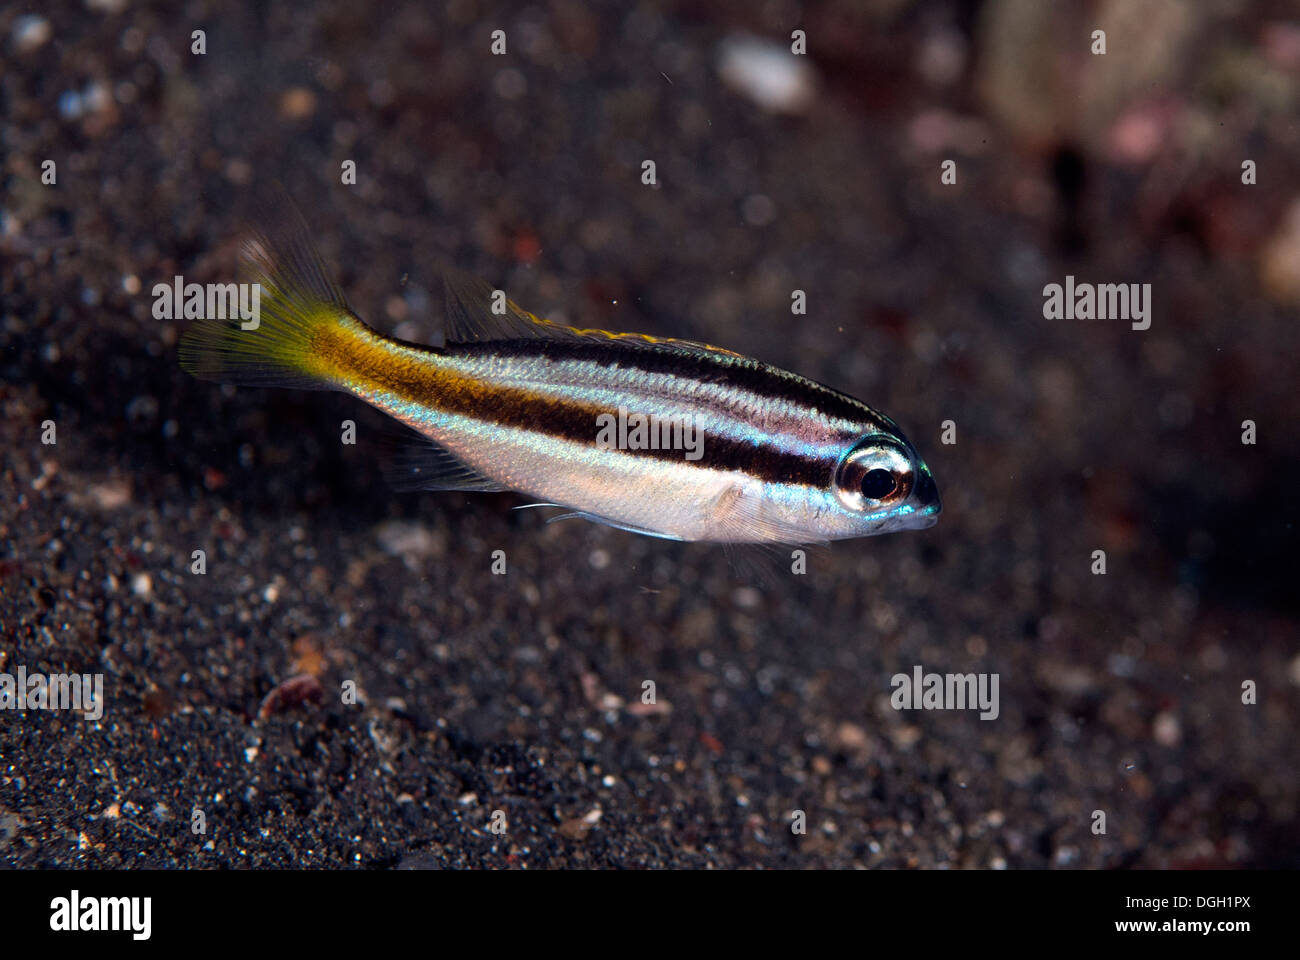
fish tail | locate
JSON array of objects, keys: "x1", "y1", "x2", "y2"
[{"x1": 179, "y1": 189, "x2": 366, "y2": 392}]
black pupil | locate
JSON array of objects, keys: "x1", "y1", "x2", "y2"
[{"x1": 860, "y1": 468, "x2": 897, "y2": 499}]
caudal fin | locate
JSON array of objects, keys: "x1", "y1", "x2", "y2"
[{"x1": 179, "y1": 188, "x2": 357, "y2": 391}]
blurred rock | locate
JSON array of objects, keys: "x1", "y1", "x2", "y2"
[
  {"x1": 717, "y1": 34, "x2": 817, "y2": 115},
  {"x1": 1260, "y1": 197, "x2": 1300, "y2": 303}
]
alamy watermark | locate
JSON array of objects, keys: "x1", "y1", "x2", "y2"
[
  {"x1": 152, "y1": 276, "x2": 261, "y2": 329},
  {"x1": 595, "y1": 405, "x2": 704, "y2": 461},
  {"x1": 50, "y1": 890, "x2": 150, "y2": 940},
  {"x1": 1, "y1": 667, "x2": 104, "y2": 720},
  {"x1": 890, "y1": 664, "x2": 999, "y2": 720},
  {"x1": 1043, "y1": 275, "x2": 1151, "y2": 330}
]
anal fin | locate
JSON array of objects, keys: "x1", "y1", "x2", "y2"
[
  {"x1": 379, "y1": 425, "x2": 507, "y2": 493},
  {"x1": 542, "y1": 509, "x2": 685, "y2": 541}
]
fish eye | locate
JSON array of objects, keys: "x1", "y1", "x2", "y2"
[
  {"x1": 860, "y1": 468, "x2": 897, "y2": 500},
  {"x1": 834, "y1": 439, "x2": 913, "y2": 512}
]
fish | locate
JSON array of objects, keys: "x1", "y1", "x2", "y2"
[{"x1": 179, "y1": 194, "x2": 940, "y2": 545}]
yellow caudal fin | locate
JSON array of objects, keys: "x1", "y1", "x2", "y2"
[{"x1": 179, "y1": 188, "x2": 359, "y2": 391}]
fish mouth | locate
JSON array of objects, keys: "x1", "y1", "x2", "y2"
[
  {"x1": 865, "y1": 500, "x2": 940, "y2": 535},
  {"x1": 909, "y1": 511, "x2": 940, "y2": 530},
  {"x1": 890, "y1": 508, "x2": 939, "y2": 532}
]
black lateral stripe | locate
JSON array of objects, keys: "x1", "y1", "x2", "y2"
[
  {"x1": 391, "y1": 362, "x2": 839, "y2": 487},
  {"x1": 449, "y1": 338, "x2": 881, "y2": 426},
  {"x1": 490, "y1": 388, "x2": 833, "y2": 486}
]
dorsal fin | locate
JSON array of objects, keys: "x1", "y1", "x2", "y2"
[{"x1": 438, "y1": 267, "x2": 746, "y2": 360}]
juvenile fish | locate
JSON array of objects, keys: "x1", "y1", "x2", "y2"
[{"x1": 180, "y1": 197, "x2": 940, "y2": 544}]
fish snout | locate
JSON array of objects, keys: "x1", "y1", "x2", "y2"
[{"x1": 908, "y1": 465, "x2": 942, "y2": 528}]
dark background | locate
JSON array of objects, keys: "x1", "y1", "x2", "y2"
[{"x1": 2, "y1": 0, "x2": 1297, "y2": 868}]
